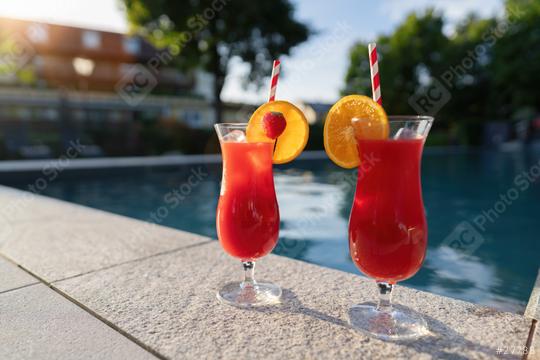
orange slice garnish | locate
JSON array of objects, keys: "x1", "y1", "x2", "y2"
[
  {"x1": 323, "y1": 95, "x2": 388, "y2": 169},
  {"x1": 246, "y1": 101, "x2": 309, "y2": 164}
]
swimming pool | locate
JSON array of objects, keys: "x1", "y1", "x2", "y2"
[{"x1": 5, "y1": 148, "x2": 539, "y2": 313}]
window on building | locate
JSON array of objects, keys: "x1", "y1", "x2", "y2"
[
  {"x1": 82, "y1": 31, "x2": 101, "y2": 49},
  {"x1": 123, "y1": 37, "x2": 140, "y2": 54},
  {"x1": 26, "y1": 23, "x2": 48, "y2": 43}
]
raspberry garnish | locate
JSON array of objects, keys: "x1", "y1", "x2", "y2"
[{"x1": 262, "y1": 111, "x2": 287, "y2": 139}]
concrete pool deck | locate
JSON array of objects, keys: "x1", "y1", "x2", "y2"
[{"x1": 0, "y1": 185, "x2": 537, "y2": 359}]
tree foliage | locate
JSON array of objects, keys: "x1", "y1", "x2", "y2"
[
  {"x1": 343, "y1": 1, "x2": 540, "y2": 144},
  {"x1": 489, "y1": 0, "x2": 540, "y2": 118},
  {"x1": 344, "y1": 9, "x2": 449, "y2": 115},
  {"x1": 122, "y1": 0, "x2": 310, "y2": 122}
]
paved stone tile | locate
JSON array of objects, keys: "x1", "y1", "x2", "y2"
[
  {"x1": 525, "y1": 270, "x2": 540, "y2": 321},
  {"x1": 1, "y1": 220, "x2": 210, "y2": 282},
  {"x1": 55, "y1": 242, "x2": 530, "y2": 360},
  {"x1": 0, "y1": 284, "x2": 157, "y2": 360},
  {"x1": 0, "y1": 256, "x2": 37, "y2": 293},
  {"x1": 0, "y1": 187, "x2": 211, "y2": 282}
]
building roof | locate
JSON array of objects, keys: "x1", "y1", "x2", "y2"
[
  {"x1": 0, "y1": 17, "x2": 193, "y2": 93},
  {"x1": 0, "y1": 16, "x2": 158, "y2": 62}
]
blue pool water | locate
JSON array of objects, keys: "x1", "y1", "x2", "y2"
[{"x1": 7, "y1": 148, "x2": 540, "y2": 312}]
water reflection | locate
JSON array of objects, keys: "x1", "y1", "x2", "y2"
[{"x1": 422, "y1": 247, "x2": 524, "y2": 312}]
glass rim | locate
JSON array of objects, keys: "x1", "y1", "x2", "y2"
[
  {"x1": 214, "y1": 122, "x2": 248, "y2": 128},
  {"x1": 387, "y1": 115, "x2": 434, "y2": 123}
]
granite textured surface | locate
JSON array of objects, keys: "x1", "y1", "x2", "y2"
[
  {"x1": 55, "y1": 242, "x2": 530, "y2": 360},
  {"x1": 0, "y1": 284, "x2": 157, "y2": 360},
  {"x1": 0, "y1": 256, "x2": 37, "y2": 293},
  {"x1": 0, "y1": 186, "x2": 212, "y2": 282}
]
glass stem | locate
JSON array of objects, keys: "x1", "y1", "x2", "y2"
[
  {"x1": 241, "y1": 261, "x2": 257, "y2": 288},
  {"x1": 376, "y1": 281, "x2": 394, "y2": 313}
]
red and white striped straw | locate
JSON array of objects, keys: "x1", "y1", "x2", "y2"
[
  {"x1": 268, "y1": 59, "x2": 281, "y2": 102},
  {"x1": 368, "y1": 43, "x2": 382, "y2": 105}
]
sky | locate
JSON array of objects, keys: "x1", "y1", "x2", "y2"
[{"x1": 0, "y1": 0, "x2": 504, "y2": 104}]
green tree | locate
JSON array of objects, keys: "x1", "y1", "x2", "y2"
[
  {"x1": 344, "y1": 4, "x2": 540, "y2": 145},
  {"x1": 343, "y1": 9, "x2": 450, "y2": 116},
  {"x1": 445, "y1": 15, "x2": 496, "y2": 121},
  {"x1": 122, "y1": 0, "x2": 310, "y2": 123},
  {"x1": 489, "y1": 0, "x2": 540, "y2": 118},
  {"x1": 343, "y1": 11, "x2": 494, "y2": 145},
  {"x1": 443, "y1": 15, "x2": 498, "y2": 144}
]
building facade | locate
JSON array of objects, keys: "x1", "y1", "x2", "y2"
[{"x1": 0, "y1": 17, "x2": 251, "y2": 158}]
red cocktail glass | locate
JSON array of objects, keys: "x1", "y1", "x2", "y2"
[
  {"x1": 348, "y1": 116, "x2": 433, "y2": 340},
  {"x1": 214, "y1": 123, "x2": 281, "y2": 307}
]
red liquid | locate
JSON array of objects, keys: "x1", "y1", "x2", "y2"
[
  {"x1": 216, "y1": 142, "x2": 279, "y2": 261},
  {"x1": 349, "y1": 138, "x2": 427, "y2": 283}
]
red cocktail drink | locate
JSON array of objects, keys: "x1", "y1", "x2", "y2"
[
  {"x1": 349, "y1": 138, "x2": 427, "y2": 283},
  {"x1": 214, "y1": 123, "x2": 283, "y2": 307},
  {"x1": 214, "y1": 60, "x2": 309, "y2": 308},
  {"x1": 344, "y1": 115, "x2": 433, "y2": 340},
  {"x1": 217, "y1": 141, "x2": 279, "y2": 260}
]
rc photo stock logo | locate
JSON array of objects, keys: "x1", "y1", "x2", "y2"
[
  {"x1": 408, "y1": 5, "x2": 525, "y2": 116},
  {"x1": 115, "y1": 64, "x2": 158, "y2": 106},
  {"x1": 408, "y1": 78, "x2": 452, "y2": 116},
  {"x1": 0, "y1": 31, "x2": 35, "y2": 73},
  {"x1": 441, "y1": 220, "x2": 485, "y2": 256}
]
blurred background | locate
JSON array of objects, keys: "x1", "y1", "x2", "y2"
[
  {"x1": 0, "y1": 0, "x2": 538, "y2": 313},
  {"x1": 0, "y1": 0, "x2": 538, "y2": 157}
]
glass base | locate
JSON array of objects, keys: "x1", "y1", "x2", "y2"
[
  {"x1": 217, "y1": 281, "x2": 282, "y2": 308},
  {"x1": 349, "y1": 303, "x2": 429, "y2": 341}
]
